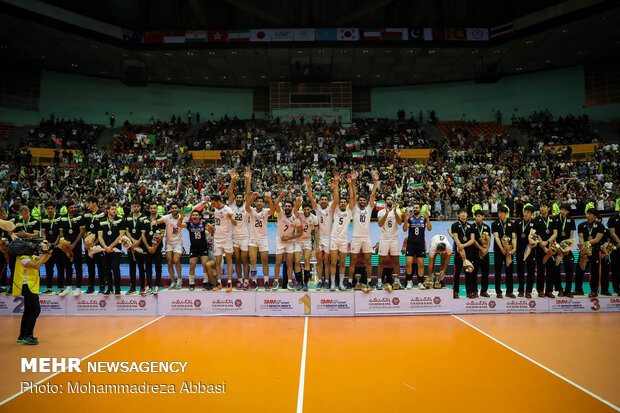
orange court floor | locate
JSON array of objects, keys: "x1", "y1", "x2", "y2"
[{"x1": 0, "y1": 313, "x2": 618, "y2": 413}]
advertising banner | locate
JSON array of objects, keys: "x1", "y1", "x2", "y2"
[{"x1": 354, "y1": 288, "x2": 453, "y2": 315}]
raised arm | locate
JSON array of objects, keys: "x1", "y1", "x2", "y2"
[
  {"x1": 425, "y1": 210, "x2": 432, "y2": 231},
  {"x1": 265, "y1": 193, "x2": 275, "y2": 216},
  {"x1": 293, "y1": 196, "x2": 302, "y2": 218},
  {"x1": 244, "y1": 168, "x2": 252, "y2": 211},
  {"x1": 369, "y1": 171, "x2": 379, "y2": 209},
  {"x1": 378, "y1": 206, "x2": 390, "y2": 227},
  {"x1": 394, "y1": 205, "x2": 402, "y2": 225},
  {"x1": 274, "y1": 190, "x2": 287, "y2": 214},
  {"x1": 177, "y1": 211, "x2": 188, "y2": 228},
  {"x1": 228, "y1": 170, "x2": 237, "y2": 205},
  {"x1": 330, "y1": 172, "x2": 340, "y2": 211},
  {"x1": 305, "y1": 176, "x2": 317, "y2": 211},
  {"x1": 348, "y1": 171, "x2": 357, "y2": 209}
]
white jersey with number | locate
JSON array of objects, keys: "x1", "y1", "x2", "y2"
[
  {"x1": 213, "y1": 205, "x2": 233, "y2": 241},
  {"x1": 378, "y1": 208, "x2": 400, "y2": 241},
  {"x1": 162, "y1": 214, "x2": 183, "y2": 243},
  {"x1": 298, "y1": 212, "x2": 318, "y2": 240},
  {"x1": 277, "y1": 210, "x2": 300, "y2": 242},
  {"x1": 331, "y1": 208, "x2": 352, "y2": 240},
  {"x1": 230, "y1": 202, "x2": 249, "y2": 238},
  {"x1": 315, "y1": 203, "x2": 334, "y2": 239},
  {"x1": 352, "y1": 204, "x2": 372, "y2": 239},
  {"x1": 249, "y1": 207, "x2": 269, "y2": 240},
  {"x1": 429, "y1": 234, "x2": 453, "y2": 255}
]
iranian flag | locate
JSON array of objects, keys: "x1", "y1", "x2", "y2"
[
  {"x1": 228, "y1": 30, "x2": 250, "y2": 42},
  {"x1": 352, "y1": 152, "x2": 364, "y2": 159},
  {"x1": 375, "y1": 201, "x2": 385, "y2": 210},
  {"x1": 409, "y1": 182, "x2": 424, "y2": 190},
  {"x1": 346, "y1": 140, "x2": 355, "y2": 149},
  {"x1": 156, "y1": 155, "x2": 167, "y2": 162},
  {"x1": 185, "y1": 31, "x2": 207, "y2": 43}
]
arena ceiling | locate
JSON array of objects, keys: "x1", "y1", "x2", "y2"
[{"x1": 0, "y1": 0, "x2": 619, "y2": 88}]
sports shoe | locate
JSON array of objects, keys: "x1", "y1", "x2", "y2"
[
  {"x1": 59, "y1": 286, "x2": 72, "y2": 297},
  {"x1": 525, "y1": 292, "x2": 532, "y2": 299},
  {"x1": 0, "y1": 287, "x2": 6, "y2": 293},
  {"x1": 296, "y1": 284, "x2": 303, "y2": 291},
  {"x1": 203, "y1": 282, "x2": 212, "y2": 291},
  {"x1": 21, "y1": 336, "x2": 39, "y2": 345},
  {"x1": 376, "y1": 281, "x2": 383, "y2": 290},
  {"x1": 142, "y1": 286, "x2": 152, "y2": 295},
  {"x1": 601, "y1": 291, "x2": 612, "y2": 296},
  {"x1": 330, "y1": 283, "x2": 336, "y2": 292},
  {"x1": 287, "y1": 280, "x2": 295, "y2": 291},
  {"x1": 263, "y1": 280, "x2": 270, "y2": 291},
  {"x1": 226, "y1": 282, "x2": 233, "y2": 292},
  {"x1": 242, "y1": 281, "x2": 250, "y2": 291},
  {"x1": 572, "y1": 290, "x2": 585, "y2": 296},
  {"x1": 271, "y1": 280, "x2": 279, "y2": 290},
  {"x1": 114, "y1": 289, "x2": 121, "y2": 296},
  {"x1": 73, "y1": 288, "x2": 82, "y2": 296},
  {"x1": 42, "y1": 287, "x2": 53, "y2": 294},
  {"x1": 315, "y1": 280, "x2": 323, "y2": 291},
  {"x1": 176, "y1": 279, "x2": 183, "y2": 289},
  {"x1": 189, "y1": 284, "x2": 195, "y2": 291},
  {"x1": 85, "y1": 286, "x2": 95, "y2": 294},
  {"x1": 406, "y1": 280, "x2": 414, "y2": 290},
  {"x1": 302, "y1": 284, "x2": 308, "y2": 292},
  {"x1": 153, "y1": 286, "x2": 160, "y2": 295},
  {"x1": 213, "y1": 283, "x2": 223, "y2": 291},
  {"x1": 384, "y1": 283, "x2": 393, "y2": 292},
  {"x1": 506, "y1": 293, "x2": 516, "y2": 299},
  {"x1": 126, "y1": 287, "x2": 137, "y2": 295},
  {"x1": 480, "y1": 291, "x2": 490, "y2": 298},
  {"x1": 98, "y1": 287, "x2": 106, "y2": 295},
  {"x1": 250, "y1": 280, "x2": 258, "y2": 290},
  {"x1": 588, "y1": 292, "x2": 598, "y2": 298},
  {"x1": 55, "y1": 288, "x2": 62, "y2": 295},
  {"x1": 517, "y1": 292, "x2": 525, "y2": 298},
  {"x1": 418, "y1": 282, "x2": 426, "y2": 290},
  {"x1": 338, "y1": 283, "x2": 347, "y2": 291},
  {"x1": 236, "y1": 280, "x2": 243, "y2": 290},
  {"x1": 104, "y1": 288, "x2": 112, "y2": 296}
]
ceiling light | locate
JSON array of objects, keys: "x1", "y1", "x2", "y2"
[
  {"x1": 71, "y1": 63, "x2": 78, "y2": 68},
  {"x1": 427, "y1": 50, "x2": 435, "y2": 54},
  {"x1": 406, "y1": 49, "x2": 413, "y2": 54},
  {"x1": 355, "y1": 74, "x2": 362, "y2": 78},
  {"x1": 339, "y1": 49, "x2": 347, "y2": 54},
  {"x1": 144, "y1": 52, "x2": 151, "y2": 56},
  {"x1": 208, "y1": 51, "x2": 216, "y2": 56},
  {"x1": 362, "y1": 49, "x2": 369, "y2": 54},
  {"x1": 241, "y1": 75, "x2": 247, "y2": 79},
  {"x1": 375, "y1": 74, "x2": 381, "y2": 78},
  {"x1": 561, "y1": 29, "x2": 569, "y2": 34},
  {"x1": 384, "y1": 50, "x2": 391, "y2": 54},
  {"x1": 296, "y1": 50, "x2": 303, "y2": 54},
  {"x1": 222, "y1": 76, "x2": 227, "y2": 79},
  {"x1": 492, "y1": 49, "x2": 501, "y2": 54},
  {"x1": 260, "y1": 75, "x2": 266, "y2": 78},
  {"x1": 165, "y1": 52, "x2": 173, "y2": 56},
  {"x1": 122, "y1": 53, "x2": 129, "y2": 57},
  {"x1": 186, "y1": 51, "x2": 194, "y2": 56},
  {"x1": 471, "y1": 50, "x2": 479, "y2": 54},
  {"x1": 204, "y1": 76, "x2": 209, "y2": 80},
  {"x1": 545, "y1": 59, "x2": 552, "y2": 63},
  {"x1": 515, "y1": 66, "x2": 523, "y2": 71},
  {"x1": 166, "y1": 76, "x2": 172, "y2": 80},
  {"x1": 317, "y1": 50, "x2": 326, "y2": 54},
  {"x1": 231, "y1": 51, "x2": 238, "y2": 55},
  {"x1": 525, "y1": 40, "x2": 534, "y2": 45},
  {"x1": 38, "y1": 55, "x2": 46, "y2": 59}
]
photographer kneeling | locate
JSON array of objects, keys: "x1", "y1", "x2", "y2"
[{"x1": 9, "y1": 238, "x2": 52, "y2": 345}]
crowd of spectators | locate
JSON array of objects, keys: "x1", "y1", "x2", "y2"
[
  {"x1": 512, "y1": 110, "x2": 599, "y2": 146},
  {"x1": 20, "y1": 116, "x2": 104, "y2": 150}
]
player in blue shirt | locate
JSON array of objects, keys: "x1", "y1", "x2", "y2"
[{"x1": 402, "y1": 202, "x2": 432, "y2": 289}]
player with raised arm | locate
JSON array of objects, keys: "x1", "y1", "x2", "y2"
[
  {"x1": 403, "y1": 202, "x2": 432, "y2": 289},
  {"x1": 177, "y1": 208, "x2": 215, "y2": 291},
  {"x1": 228, "y1": 169, "x2": 250, "y2": 289},
  {"x1": 306, "y1": 172, "x2": 339, "y2": 290},
  {"x1": 329, "y1": 172, "x2": 355, "y2": 291},
  {"x1": 348, "y1": 171, "x2": 378, "y2": 289},
  {"x1": 274, "y1": 192, "x2": 303, "y2": 290},
  {"x1": 151, "y1": 202, "x2": 183, "y2": 289},
  {"x1": 293, "y1": 200, "x2": 318, "y2": 291},
  {"x1": 377, "y1": 195, "x2": 402, "y2": 291},
  {"x1": 210, "y1": 194, "x2": 237, "y2": 291},
  {"x1": 245, "y1": 170, "x2": 275, "y2": 290}
]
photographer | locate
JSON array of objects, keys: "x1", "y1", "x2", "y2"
[{"x1": 9, "y1": 239, "x2": 52, "y2": 345}]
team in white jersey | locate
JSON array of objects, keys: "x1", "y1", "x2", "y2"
[
  {"x1": 377, "y1": 195, "x2": 402, "y2": 290},
  {"x1": 328, "y1": 171, "x2": 357, "y2": 291},
  {"x1": 228, "y1": 170, "x2": 251, "y2": 287},
  {"x1": 273, "y1": 192, "x2": 302, "y2": 290},
  {"x1": 209, "y1": 194, "x2": 237, "y2": 291},
  {"x1": 152, "y1": 202, "x2": 184, "y2": 289},
  {"x1": 293, "y1": 201, "x2": 319, "y2": 291}
]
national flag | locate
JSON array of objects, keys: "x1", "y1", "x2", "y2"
[
  {"x1": 143, "y1": 31, "x2": 163, "y2": 44},
  {"x1": 185, "y1": 30, "x2": 207, "y2": 43},
  {"x1": 207, "y1": 30, "x2": 228, "y2": 42},
  {"x1": 346, "y1": 140, "x2": 355, "y2": 149},
  {"x1": 20, "y1": 167, "x2": 25, "y2": 178},
  {"x1": 271, "y1": 30, "x2": 294, "y2": 41},
  {"x1": 316, "y1": 28, "x2": 337, "y2": 41},
  {"x1": 409, "y1": 182, "x2": 424, "y2": 191},
  {"x1": 382, "y1": 28, "x2": 408, "y2": 40},
  {"x1": 337, "y1": 28, "x2": 359, "y2": 41},
  {"x1": 292, "y1": 28, "x2": 315, "y2": 41},
  {"x1": 352, "y1": 151, "x2": 364, "y2": 159},
  {"x1": 466, "y1": 28, "x2": 489, "y2": 41},
  {"x1": 228, "y1": 30, "x2": 250, "y2": 41},
  {"x1": 250, "y1": 29, "x2": 272, "y2": 42},
  {"x1": 409, "y1": 27, "x2": 423, "y2": 40},
  {"x1": 490, "y1": 22, "x2": 513, "y2": 39},
  {"x1": 361, "y1": 29, "x2": 382, "y2": 40},
  {"x1": 375, "y1": 201, "x2": 385, "y2": 210},
  {"x1": 446, "y1": 28, "x2": 467, "y2": 41},
  {"x1": 156, "y1": 155, "x2": 167, "y2": 162},
  {"x1": 163, "y1": 31, "x2": 186, "y2": 43},
  {"x1": 423, "y1": 28, "x2": 445, "y2": 41}
]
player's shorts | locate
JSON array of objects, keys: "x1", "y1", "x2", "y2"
[
  {"x1": 379, "y1": 239, "x2": 400, "y2": 256},
  {"x1": 248, "y1": 237, "x2": 269, "y2": 252},
  {"x1": 213, "y1": 238, "x2": 233, "y2": 255},
  {"x1": 165, "y1": 241, "x2": 183, "y2": 254},
  {"x1": 298, "y1": 238, "x2": 312, "y2": 251},
  {"x1": 293, "y1": 242, "x2": 302, "y2": 253},
  {"x1": 318, "y1": 236, "x2": 331, "y2": 253},
  {"x1": 330, "y1": 237, "x2": 348, "y2": 253},
  {"x1": 276, "y1": 240, "x2": 295, "y2": 255},
  {"x1": 350, "y1": 237, "x2": 373, "y2": 254},
  {"x1": 189, "y1": 245, "x2": 209, "y2": 258},
  {"x1": 232, "y1": 234, "x2": 249, "y2": 252},
  {"x1": 406, "y1": 242, "x2": 426, "y2": 258}
]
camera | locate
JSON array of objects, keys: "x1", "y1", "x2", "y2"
[{"x1": 8, "y1": 237, "x2": 52, "y2": 256}]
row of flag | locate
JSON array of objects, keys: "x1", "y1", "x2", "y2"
[{"x1": 138, "y1": 26, "x2": 512, "y2": 44}]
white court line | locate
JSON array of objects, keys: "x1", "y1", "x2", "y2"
[
  {"x1": 403, "y1": 382, "x2": 416, "y2": 391},
  {"x1": 452, "y1": 315, "x2": 619, "y2": 412},
  {"x1": 296, "y1": 316, "x2": 309, "y2": 413},
  {"x1": 0, "y1": 315, "x2": 166, "y2": 407}
]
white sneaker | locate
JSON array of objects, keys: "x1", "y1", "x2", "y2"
[
  {"x1": 142, "y1": 286, "x2": 151, "y2": 296},
  {"x1": 406, "y1": 280, "x2": 414, "y2": 290},
  {"x1": 59, "y1": 286, "x2": 72, "y2": 297},
  {"x1": 153, "y1": 286, "x2": 160, "y2": 295},
  {"x1": 175, "y1": 279, "x2": 183, "y2": 289},
  {"x1": 418, "y1": 282, "x2": 426, "y2": 290},
  {"x1": 73, "y1": 288, "x2": 82, "y2": 296}
]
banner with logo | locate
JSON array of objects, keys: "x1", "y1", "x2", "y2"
[
  {"x1": 0, "y1": 295, "x2": 66, "y2": 315},
  {"x1": 202, "y1": 292, "x2": 255, "y2": 315},
  {"x1": 255, "y1": 292, "x2": 308, "y2": 316},
  {"x1": 549, "y1": 297, "x2": 620, "y2": 313},
  {"x1": 66, "y1": 295, "x2": 158, "y2": 315},
  {"x1": 354, "y1": 288, "x2": 453, "y2": 315},
  {"x1": 503, "y1": 298, "x2": 549, "y2": 313},
  {"x1": 307, "y1": 292, "x2": 354, "y2": 316},
  {"x1": 452, "y1": 297, "x2": 508, "y2": 314}
]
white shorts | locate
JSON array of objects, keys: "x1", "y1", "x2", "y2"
[
  {"x1": 298, "y1": 238, "x2": 312, "y2": 251},
  {"x1": 350, "y1": 237, "x2": 373, "y2": 254},
  {"x1": 318, "y1": 236, "x2": 331, "y2": 253},
  {"x1": 165, "y1": 241, "x2": 183, "y2": 254},
  {"x1": 330, "y1": 237, "x2": 348, "y2": 253},
  {"x1": 276, "y1": 240, "x2": 295, "y2": 255},
  {"x1": 379, "y1": 239, "x2": 400, "y2": 256},
  {"x1": 248, "y1": 237, "x2": 269, "y2": 252},
  {"x1": 214, "y1": 238, "x2": 233, "y2": 255},
  {"x1": 293, "y1": 242, "x2": 302, "y2": 253},
  {"x1": 232, "y1": 234, "x2": 249, "y2": 252}
]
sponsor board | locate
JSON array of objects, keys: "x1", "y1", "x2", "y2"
[
  {"x1": 0, "y1": 294, "x2": 67, "y2": 315},
  {"x1": 453, "y1": 297, "x2": 508, "y2": 314},
  {"x1": 66, "y1": 295, "x2": 158, "y2": 315},
  {"x1": 307, "y1": 292, "x2": 354, "y2": 316},
  {"x1": 203, "y1": 292, "x2": 255, "y2": 315},
  {"x1": 550, "y1": 297, "x2": 620, "y2": 313},
  {"x1": 157, "y1": 291, "x2": 208, "y2": 315},
  {"x1": 503, "y1": 298, "x2": 549, "y2": 313},
  {"x1": 255, "y1": 291, "x2": 308, "y2": 316},
  {"x1": 355, "y1": 288, "x2": 453, "y2": 315}
]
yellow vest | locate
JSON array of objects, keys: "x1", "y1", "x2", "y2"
[{"x1": 12, "y1": 255, "x2": 40, "y2": 295}]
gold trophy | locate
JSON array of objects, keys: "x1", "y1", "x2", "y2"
[
  {"x1": 502, "y1": 236, "x2": 513, "y2": 266},
  {"x1": 354, "y1": 274, "x2": 363, "y2": 290},
  {"x1": 433, "y1": 272, "x2": 443, "y2": 289}
]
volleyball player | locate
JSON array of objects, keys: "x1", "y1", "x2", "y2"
[
  {"x1": 41, "y1": 202, "x2": 63, "y2": 294},
  {"x1": 58, "y1": 201, "x2": 85, "y2": 296},
  {"x1": 177, "y1": 209, "x2": 214, "y2": 291},
  {"x1": 142, "y1": 202, "x2": 164, "y2": 295},
  {"x1": 245, "y1": 170, "x2": 274, "y2": 290},
  {"x1": 228, "y1": 169, "x2": 250, "y2": 288},
  {"x1": 403, "y1": 202, "x2": 432, "y2": 289},
  {"x1": 306, "y1": 172, "x2": 339, "y2": 290},
  {"x1": 533, "y1": 201, "x2": 558, "y2": 297},
  {"x1": 152, "y1": 202, "x2": 184, "y2": 289},
  {"x1": 211, "y1": 194, "x2": 237, "y2": 291},
  {"x1": 514, "y1": 204, "x2": 537, "y2": 298},
  {"x1": 608, "y1": 208, "x2": 620, "y2": 296},
  {"x1": 472, "y1": 208, "x2": 491, "y2": 297},
  {"x1": 83, "y1": 197, "x2": 106, "y2": 294},
  {"x1": 294, "y1": 201, "x2": 318, "y2": 291},
  {"x1": 97, "y1": 203, "x2": 125, "y2": 295},
  {"x1": 329, "y1": 172, "x2": 355, "y2": 291},
  {"x1": 450, "y1": 209, "x2": 476, "y2": 298},
  {"x1": 124, "y1": 200, "x2": 146, "y2": 295},
  {"x1": 427, "y1": 234, "x2": 452, "y2": 294},
  {"x1": 273, "y1": 192, "x2": 303, "y2": 290},
  {"x1": 575, "y1": 208, "x2": 604, "y2": 297},
  {"x1": 348, "y1": 171, "x2": 378, "y2": 289},
  {"x1": 556, "y1": 203, "x2": 577, "y2": 297},
  {"x1": 377, "y1": 196, "x2": 402, "y2": 289}
]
